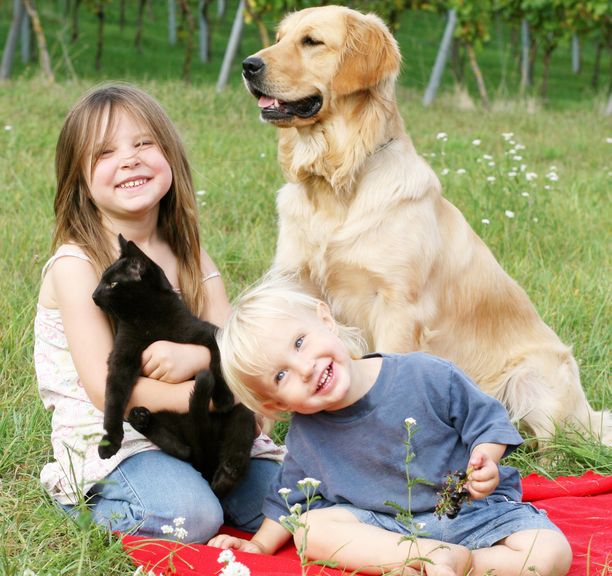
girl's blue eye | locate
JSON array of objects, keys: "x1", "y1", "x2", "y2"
[
  {"x1": 274, "y1": 370, "x2": 286, "y2": 384},
  {"x1": 295, "y1": 336, "x2": 304, "y2": 350}
]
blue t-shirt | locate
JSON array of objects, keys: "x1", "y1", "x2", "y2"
[{"x1": 263, "y1": 352, "x2": 524, "y2": 521}]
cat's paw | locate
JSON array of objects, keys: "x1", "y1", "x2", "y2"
[
  {"x1": 98, "y1": 435, "x2": 121, "y2": 459},
  {"x1": 127, "y1": 406, "x2": 151, "y2": 432},
  {"x1": 211, "y1": 459, "x2": 249, "y2": 498}
]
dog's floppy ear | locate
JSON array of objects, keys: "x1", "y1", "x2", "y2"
[{"x1": 331, "y1": 12, "x2": 401, "y2": 96}]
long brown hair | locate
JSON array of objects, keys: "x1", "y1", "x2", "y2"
[{"x1": 53, "y1": 82, "x2": 205, "y2": 316}]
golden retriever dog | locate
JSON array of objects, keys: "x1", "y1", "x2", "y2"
[{"x1": 241, "y1": 5, "x2": 610, "y2": 443}]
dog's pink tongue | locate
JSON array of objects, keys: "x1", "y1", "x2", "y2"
[{"x1": 258, "y1": 96, "x2": 276, "y2": 108}]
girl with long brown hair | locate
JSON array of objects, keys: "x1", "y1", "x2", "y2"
[{"x1": 34, "y1": 83, "x2": 282, "y2": 542}]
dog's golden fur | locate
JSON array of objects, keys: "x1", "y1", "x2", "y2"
[{"x1": 242, "y1": 5, "x2": 610, "y2": 442}]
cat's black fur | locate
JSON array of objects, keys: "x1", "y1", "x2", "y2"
[{"x1": 92, "y1": 234, "x2": 255, "y2": 497}]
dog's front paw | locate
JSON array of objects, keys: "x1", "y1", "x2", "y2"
[
  {"x1": 98, "y1": 434, "x2": 121, "y2": 459},
  {"x1": 127, "y1": 406, "x2": 151, "y2": 432}
]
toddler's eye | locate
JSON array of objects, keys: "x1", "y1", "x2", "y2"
[
  {"x1": 274, "y1": 370, "x2": 286, "y2": 384},
  {"x1": 295, "y1": 336, "x2": 304, "y2": 350}
]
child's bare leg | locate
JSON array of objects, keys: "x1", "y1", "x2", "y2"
[
  {"x1": 471, "y1": 529, "x2": 572, "y2": 576},
  {"x1": 295, "y1": 507, "x2": 471, "y2": 575}
]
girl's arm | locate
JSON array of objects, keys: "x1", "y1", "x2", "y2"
[
  {"x1": 208, "y1": 518, "x2": 291, "y2": 554},
  {"x1": 139, "y1": 249, "x2": 232, "y2": 383},
  {"x1": 50, "y1": 255, "x2": 193, "y2": 414}
]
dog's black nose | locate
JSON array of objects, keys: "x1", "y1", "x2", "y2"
[{"x1": 242, "y1": 56, "x2": 265, "y2": 80}]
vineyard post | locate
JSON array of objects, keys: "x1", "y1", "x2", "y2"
[
  {"x1": 1, "y1": 0, "x2": 26, "y2": 80},
  {"x1": 216, "y1": 0, "x2": 244, "y2": 92},
  {"x1": 423, "y1": 8, "x2": 457, "y2": 107},
  {"x1": 168, "y1": 0, "x2": 177, "y2": 45}
]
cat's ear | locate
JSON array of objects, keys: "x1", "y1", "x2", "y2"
[
  {"x1": 118, "y1": 234, "x2": 129, "y2": 255},
  {"x1": 124, "y1": 240, "x2": 145, "y2": 259}
]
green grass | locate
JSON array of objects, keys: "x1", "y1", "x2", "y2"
[{"x1": 1, "y1": 75, "x2": 611, "y2": 573}]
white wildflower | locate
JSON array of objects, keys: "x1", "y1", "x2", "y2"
[
  {"x1": 502, "y1": 132, "x2": 514, "y2": 141},
  {"x1": 546, "y1": 172, "x2": 559, "y2": 182},
  {"x1": 515, "y1": 143, "x2": 526, "y2": 150},
  {"x1": 278, "y1": 487, "x2": 292, "y2": 496},
  {"x1": 220, "y1": 561, "x2": 251, "y2": 576},
  {"x1": 196, "y1": 190, "x2": 206, "y2": 196},
  {"x1": 505, "y1": 210, "x2": 515, "y2": 218},
  {"x1": 472, "y1": 139, "x2": 481, "y2": 146},
  {"x1": 486, "y1": 176, "x2": 496, "y2": 182},
  {"x1": 521, "y1": 191, "x2": 530, "y2": 197},
  {"x1": 508, "y1": 171, "x2": 518, "y2": 177},
  {"x1": 290, "y1": 503, "x2": 303, "y2": 515},
  {"x1": 173, "y1": 517, "x2": 186, "y2": 527},
  {"x1": 441, "y1": 168, "x2": 449, "y2": 175},
  {"x1": 297, "y1": 477, "x2": 321, "y2": 489},
  {"x1": 488, "y1": 161, "x2": 496, "y2": 167},
  {"x1": 218, "y1": 549, "x2": 237, "y2": 564},
  {"x1": 525, "y1": 172, "x2": 538, "y2": 181},
  {"x1": 160, "y1": 524, "x2": 174, "y2": 534},
  {"x1": 279, "y1": 514, "x2": 287, "y2": 524},
  {"x1": 533, "y1": 217, "x2": 539, "y2": 223},
  {"x1": 436, "y1": 132, "x2": 448, "y2": 141},
  {"x1": 456, "y1": 168, "x2": 466, "y2": 175},
  {"x1": 481, "y1": 218, "x2": 490, "y2": 225},
  {"x1": 405, "y1": 417, "x2": 417, "y2": 426},
  {"x1": 22, "y1": 570, "x2": 38, "y2": 576},
  {"x1": 4, "y1": 125, "x2": 12, "y2": 131},
  {"x1": 520, "y1": 164, "x2": 527, "y2": 172},
  {"x1": 415, "y1": 522, "x2": 426, "y2": 530},
  {"x1": 544, "y1": 185, "x2": 552, "y2": 190},
  {"x1": 174, "y1": 527, "x2": 188, "y2": 541},
  {"x1": 606, "y1": 137, "x2": 612, "y2": 144},
  {"x1": 260, "y1": 152, "x2": 266, "y2": 158},
  {"x1": 482, "y1": 154, "x2": 493, "y2": 161},
  {"x1": 512, "y1": 155, "x2": 523, "y2": 161}
]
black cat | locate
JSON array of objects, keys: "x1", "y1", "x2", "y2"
[{"x1": 92, "y1": 234, "x2": 255, "y2": 497}]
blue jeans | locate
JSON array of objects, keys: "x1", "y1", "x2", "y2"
[{"x1": 61, "y1": 450, "x2": 280, "y2": 543}]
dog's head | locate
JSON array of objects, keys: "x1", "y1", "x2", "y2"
[{"x1": 242, "y1": 5, "x2": 401, "y2": 128}]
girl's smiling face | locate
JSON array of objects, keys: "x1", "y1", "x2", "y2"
[
  {"x1": 87, "y1": 108, "x2": 173, "y2": 225},
  {"x1": 246, "y1": 303, "x2": 363, "y2": 415}
]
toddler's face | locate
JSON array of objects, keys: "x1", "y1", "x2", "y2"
[{"x1": 246, "y1": 305, "x2": 355, "y2": 415}]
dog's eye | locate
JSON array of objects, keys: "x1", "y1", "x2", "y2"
[{"x1": 302, "y1": 35, "x2": 323, "y2": 47}]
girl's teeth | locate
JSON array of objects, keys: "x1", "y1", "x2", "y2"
[{"x1": 119, "y1": 179, "x2": 146, "y2": 188}]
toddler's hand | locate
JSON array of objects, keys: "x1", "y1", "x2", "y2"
[
  {"x1": 207, "y1": 534, "x2": 264, "y2": 554},
  {"x1": 467, "y1": 447, "x2": 500, "y2": 499},
  {"x1": 141, "y1": 341, "x2": 211, "y2": 383}
]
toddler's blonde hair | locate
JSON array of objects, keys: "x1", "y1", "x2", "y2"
[{"x1": 219, "y1": 273, "x2": 367, "y2": 418}]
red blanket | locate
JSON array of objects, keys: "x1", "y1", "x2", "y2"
[{"x1": 123, "y1": 472, "x2": 612, "y2": 575}]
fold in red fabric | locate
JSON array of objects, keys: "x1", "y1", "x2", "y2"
[{"x1": 122, "y1": 472, "x2": 612, "y2": 575}]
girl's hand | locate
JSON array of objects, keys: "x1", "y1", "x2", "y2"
[
  {"x1": 467, "y1": 445, "x2": 501, "y2": 499},
  {"x1": 141, "y1": 341, "x2": 211, "y2": 383},
  {"x1": 207, "y1": 534, "x2": 264, "y2": 554}
]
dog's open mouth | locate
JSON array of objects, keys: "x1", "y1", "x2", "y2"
[{"x1": 256, "y1": 93, "x2": 323, "y2": 122}]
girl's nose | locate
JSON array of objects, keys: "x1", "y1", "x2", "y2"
[{"x1": 121, "y1": 150, "x2": 141, "y2": 168}]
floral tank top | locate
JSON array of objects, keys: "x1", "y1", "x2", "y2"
[{"x1": 34, "y1": 247, "x2": 156, "y2": 505}]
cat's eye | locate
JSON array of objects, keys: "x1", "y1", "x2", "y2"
[{"x1": 109, "y1": 281, "x2": 118, "y2": 288}]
